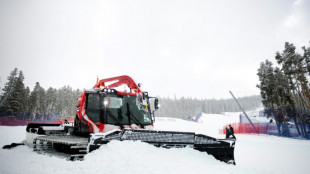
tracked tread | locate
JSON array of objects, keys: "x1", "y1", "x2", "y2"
[
  {"x1": 89, "y1": 129, "x2": 236, "y2": 164},
  {"x1": 33, "y1": 135, "x2": 88, "y2": 161}
]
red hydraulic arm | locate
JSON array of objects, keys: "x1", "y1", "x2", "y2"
[{"x1": 93, "y1": 75, "x2": 142, "y2": 93}]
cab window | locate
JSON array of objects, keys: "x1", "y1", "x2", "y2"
[{"x1": 86, "y1": 93, "x2": 100, "y2": 122}]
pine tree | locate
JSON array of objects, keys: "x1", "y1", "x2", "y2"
[
  {"x1": 0, "y1": 68, "x2": 19, "y2": 111},
  {"x1": 13, "y1": 71, "x2": 27, "y2": 112},
  {"x1": 257, "y1": 60, "x2": 276, "y2": 110},
  {"x1": 276, "y1": 42, "x2": 310, "y2": 110},
  {"x1": 257, "y1": 60, "x2": 286, "y2": 135},
  {"x1": 29, "y1": 82, "x2": 40, "y2": 114},
  {"x1": 23, "y1": 87, "x2": 30, "y2": 112},
  {"x1": 1, "y1": 69, "x2": 29, "y2": 116},
  {"x1": 46, "y1": 87, "x2": 57, "y2": 113},
  {"x1": 38, "y1": 86, "x2": 46, "y2": 114}
]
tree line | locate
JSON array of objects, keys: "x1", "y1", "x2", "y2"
[
  {"x1": 0, "y1": 68, "x2": 262, "y2": 121},
  {"x1": 156, "y1": 95, "x2": 262, "y2": 119},
  {"x1": 0, "y1": 68, "x2": 81, "y2": 119},
  {"x1": 257, "y1": 41, "x2": 310, "y2": 138}
]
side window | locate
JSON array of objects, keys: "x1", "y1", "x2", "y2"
[
  {"x1": 87, "y1": 94, "x2": 100, "y2": 109},
  {"x1": 86, "y1": 93, "x2": 100, "y2": 122}
]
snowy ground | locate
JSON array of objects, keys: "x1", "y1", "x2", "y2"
[{"x1": 1, "y1": 113, "x2": 310, "y2": 174}]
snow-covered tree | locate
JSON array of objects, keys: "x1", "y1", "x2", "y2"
[
  {"x1": 45, "y1": 87, "x2": 57, "y2": 113},
  {"x1": 12, "y1": 70, "x2": 27, "y2": 112},
  {"x1": 23, "y1": 87, "x2": 30, "y2": 112},
  {"x1": 0, "y1": 68, "x2": 28, "y2": 112},
  {"x1": 29, "y1": 82, "x2": 42, "y2": 114},
  {"x1": 0, "y1": 68, "x2": 18, "y2": 110}
]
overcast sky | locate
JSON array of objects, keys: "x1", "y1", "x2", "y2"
[{"x1": 0, "y1": 0, "x2": 309, "y2": 99}]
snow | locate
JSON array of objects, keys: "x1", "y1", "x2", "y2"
[
  {"x1": 155, "y1": 113, "x2": 240, "y2": 138},
  {"x1": 1, "y1": 113, "x2": 310, "y2": 174}
]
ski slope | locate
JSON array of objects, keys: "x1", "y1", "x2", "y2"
[{"x1": 1, "y1": 113, "x2": 310, "y2": 174}]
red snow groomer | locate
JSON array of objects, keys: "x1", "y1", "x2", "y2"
[
  {"x1": 26, "y1": 75, "x2": 236, "y2": 164},
  {"x1": 74, "y1": 75, "x2": 156, "y2": 135}
]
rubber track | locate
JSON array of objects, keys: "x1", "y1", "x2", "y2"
[{"x1": 33, "y1": 135, "x2": 88, "y2": 161}]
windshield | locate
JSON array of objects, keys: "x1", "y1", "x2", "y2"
[
  {"x1": 85, "y1": 93, "x2": 152, "y2": 126},
  {"x1": 104, "y1": 94, "x2": 152, "y2": 126}
]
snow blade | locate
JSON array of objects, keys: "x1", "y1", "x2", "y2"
[
  {"x1": 88, "y1": 129, "x2": 236, "y2": 164},
  {"x1": 194, "y1": 134, "x2": 236, "y2": 165}
]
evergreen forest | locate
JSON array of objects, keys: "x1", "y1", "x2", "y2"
[{"x1": 0, "y1": 68, "x2": 82, "y2": 120}]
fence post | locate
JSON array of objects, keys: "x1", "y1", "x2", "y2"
[
  {"x1": 257, "y1": 123, "x2": 259, "y2": 136},
  {"x1": 229, "y1": 91, "x2": 258, "y2": 134}
]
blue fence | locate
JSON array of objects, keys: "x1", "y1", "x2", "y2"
[
  {"x1": 239, "y1": 114, "x2": 310, "y2": 139},
  {"x1": 0, "y1": 110, "x2": 62, "y2": 121}
]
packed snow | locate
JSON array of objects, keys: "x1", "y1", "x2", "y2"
[{"x1": 1, "y1": 113, "x2": 310, "y2": 174}]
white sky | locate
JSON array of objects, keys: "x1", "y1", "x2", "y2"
[{"x1": 0, "y1": 0, "x2": 309, "y2": 99}]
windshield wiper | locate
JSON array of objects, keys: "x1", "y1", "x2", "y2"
[{"x1": 126, "y1": 103, "x2": 144, "y2": 128}]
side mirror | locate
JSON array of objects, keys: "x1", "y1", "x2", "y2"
[{"x1": 154, "y1": 98, "x2": 159, "y2": 110}]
